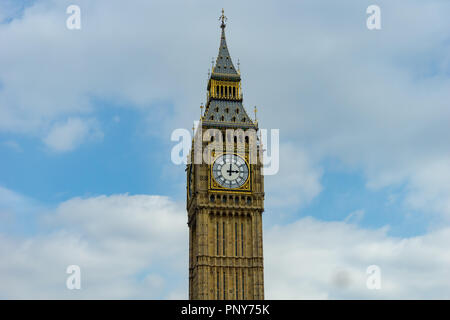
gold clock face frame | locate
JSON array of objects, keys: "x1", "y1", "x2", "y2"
[{"x1": 209, "y1": 153, "x2": 251, "y2": 193}]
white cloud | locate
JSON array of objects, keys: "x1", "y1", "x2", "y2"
[
  {"x1": 0, "y1": 186, "x2": 28, "y2": 208},
  {"x1": 264, "y1": 143, "x2": 322, "y2": 218},
  {"x1": 0, "y1": 185, "x2": 39, "y2": 217},
  {"x1": 43, "y1": 117, "x2": 102, "y2": 152},
  {"x1": 404, "y1": 157, "x2": 450, "y2": 220},
  {"x1": 0, "y1": 0, "x2": 450, "y2": 299},
  {"x1": 1, "y1": 0, "x2": 449, "y2": 217},
  {"x1": 265, "y1": 217, "x2": 450, "y2": 299},
  {"x1": 3, "y1": 165, "x2": 444, "y2": 299},
  {"x1": 1, "y1": 188, "x2": 450, "y2": 299},
  {"x1": 0, "y1": 193, "x2": 187, "y2": 299},
  {"x1": 0, "y1": 0, "x2": 201, "y2": 134},
  {"x1": 236, "y1": 1, "x2": 450, "y2": 219}
]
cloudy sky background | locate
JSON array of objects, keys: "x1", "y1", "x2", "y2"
[{"x1": 1, "y1": 0, "x2": 450, "y2": 299}]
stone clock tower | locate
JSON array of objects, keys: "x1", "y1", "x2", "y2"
[{"x1": 187, "y1": 11, "x2": 264, "y2": 300}]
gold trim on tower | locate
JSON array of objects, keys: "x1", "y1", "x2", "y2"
[{"x1": 209, "y1": 152, "x2": 252, "y2": 193}]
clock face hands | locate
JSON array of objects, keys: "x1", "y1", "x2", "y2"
[
  {"x1": 222, "y1": 162, "x2": 239, "y2": 180},
  {"x1": 212, "y1": 154, "x2": 249, "y2": 189},
  {"x1": 226, "y1": 163, "x2": 239, "y2": 176}
]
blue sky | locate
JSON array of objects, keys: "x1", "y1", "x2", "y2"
[
  {"x1": 0, "y1": 0, "x2": 450, "y2": 299},
  {"x1": 0, "y1": 104, "x2": 429, "y2": 237}
]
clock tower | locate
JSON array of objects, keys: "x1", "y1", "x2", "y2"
[{"x1": 187, "y1": 10, "x2": 264, "y2": 300}]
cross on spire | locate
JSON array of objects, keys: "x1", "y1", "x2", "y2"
[{"x1": 219, "y1": 8, "x2": 227, "y2": 29}]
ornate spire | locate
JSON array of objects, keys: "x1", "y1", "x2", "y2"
[
  {"x1": 202, "y1": 10, "x2": 256, "y2": 129},
  {"x1": 212, "y1": 9, "x2": 239, "y2": 79}
]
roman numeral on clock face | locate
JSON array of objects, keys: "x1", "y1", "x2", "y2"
[{"x1": 212, "y1": 154, "x2": 249, "y2": 189}]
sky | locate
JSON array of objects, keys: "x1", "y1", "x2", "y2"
[{"x1": 0, "y1": 0, "x2": 450, "y2": 299}]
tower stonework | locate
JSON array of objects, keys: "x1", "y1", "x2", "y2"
[{"x1": 187, "y1": 12, "x2": 264, "y2": 300}]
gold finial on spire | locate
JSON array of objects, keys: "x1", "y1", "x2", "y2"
[
  {"x1": 254, "y1": 106, "x2": 257, "y2": 121},
  {"x1": 219, "y1": 8, "x2": 227, "y2": 28},
  {"x1": 200, "y1": 103, "x2": 204, "y2": 117}
]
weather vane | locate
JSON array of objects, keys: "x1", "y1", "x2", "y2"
[{"x1": 219, "y1": 8, "x2": 227, "y2": 27}]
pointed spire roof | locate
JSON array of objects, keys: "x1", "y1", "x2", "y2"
[
  {"x1": 202, "y1": 10, "x2": 256, "y2": 129},
  {"x1": 211, "y1": 9, "x2": 240, "y2": 81}
]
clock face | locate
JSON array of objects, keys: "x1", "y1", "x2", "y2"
[{"x1": 212, "y1": 154, "x2": 249, "y2": 189}]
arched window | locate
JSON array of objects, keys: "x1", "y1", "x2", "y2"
[
  {"x1": 235, "y1": 223, "x2": 238, "y2": 256},
  {"x1": 217, "y1": 272, "x2": 220, "y2": 299},
  {"x1": 236, "y1": 108, "x2": 240, "y2": 114},
  {"x1": 209, "y1": 115, "x2": 214, "y2": 120},
  {"x1": 241, "y1": 223, "x2": 244, "y2": 256},
  {"x1": 233, "y1": 87, "x2": 236, "y2": 97},
  {"x1": 223, "y1": 272, "x2": 226, "y2": 299},
  {"x1": 242, "y1": 270, "x2": 245, "y2": 299},
  {"x1": 222, "y1": 222, "x2": 226, "y2": 255},
  {"x1": 231, "y1": 117, "x2": 236, "y2": 122},
  {"x1": 221, "y1": 116, "x2": 225, "y2": 121},
  {"x1": 236, "y1": 272, "x2": 239, "y2": 299},
  {"x1": 216, "y1": 222, "x2": 219, "y2": 255}
]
